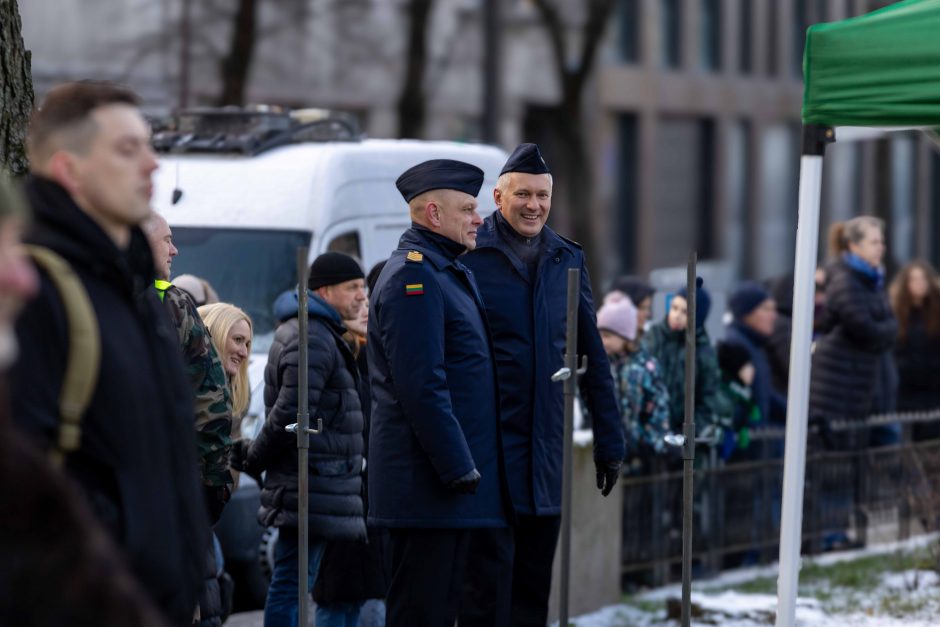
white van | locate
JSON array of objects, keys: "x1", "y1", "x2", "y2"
[{"x1": 151, "y1": 114, "x2": 508, "y2": 430}]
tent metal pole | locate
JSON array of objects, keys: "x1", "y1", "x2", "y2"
[{"x1": 775, "y1": 124, "x2": 833, "y2": 627}]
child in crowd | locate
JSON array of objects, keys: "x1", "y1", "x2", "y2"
[
  {"x1": 641, "y1": 278, "x2": 720, "y2": 441},
  {"x1": 597, "y1": 294, "x2": 671, "y2": 474}
]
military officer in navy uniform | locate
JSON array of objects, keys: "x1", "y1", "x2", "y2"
[
  {"x1": 461, "y1": 143, "x2": 625, "y2": 626},
  {"x1": 368, "y1": 159, "x2": 511, "y2": 626}
]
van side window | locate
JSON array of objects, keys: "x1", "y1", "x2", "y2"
[{"x1": 327, "y1": 231, "x2": 361, "y2": 259}]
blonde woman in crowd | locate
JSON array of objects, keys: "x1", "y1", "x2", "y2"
[{"x1": 199, "y1": 303, "x2": 253, "y2": 437}]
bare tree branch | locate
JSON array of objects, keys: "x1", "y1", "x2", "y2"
[
  {"x1": 530, "y1": 0, "x2": 569, "y2": 86},
  {"x1": 575, "y1": 0, "x2": 617, "y2": 88}
]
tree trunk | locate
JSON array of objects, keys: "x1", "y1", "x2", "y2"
[
  {"x1": 397, "y1": 0, "x2": 433, "y2": 138},
  {"x1": 529, "y1": 0, "x2": 618, "y2": 287},
  {"x1": 217, "y1": 0, "x2": 259, "y2": 106},
  {"x1": 552, "y1": 104, "x2": 603, "y2": 290},
  {"x1": 0, "y1": 0, "x2": 34, "y2": 176}
]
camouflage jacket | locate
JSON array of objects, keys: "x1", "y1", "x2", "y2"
[
  {"x1": 611, "y1": 348, "x2": 671, "y2": 458},
  {"x1": 158, "y1": 283, "x2": 233, "y2": 488}
]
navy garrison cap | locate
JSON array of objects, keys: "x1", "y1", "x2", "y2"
[
  {"x1": 396, "y1": 159, "x2": 485, "y2": 202},
  {"x1": 499, "y1": 143, "x2": 551, "y2": 176}
]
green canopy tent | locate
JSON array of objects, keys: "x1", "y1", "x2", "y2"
[{"x1": 780, "y1": 1, "x2": 940, "y2": 625}]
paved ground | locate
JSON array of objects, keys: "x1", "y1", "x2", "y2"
[{"x1": 224, "y1": 607, "x2": 314, "y2": 626}]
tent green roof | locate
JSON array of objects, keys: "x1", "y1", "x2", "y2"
[{"x1": 802, "y1": 0, "x2": 940, "y2": 128}]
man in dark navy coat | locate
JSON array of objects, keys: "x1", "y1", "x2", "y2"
[
  {"x1": 461, "y1": 143, "x2": 625, "y2": 626},
  {"x1": 368, "y1": 159, "x2": 511, "y2": 626}
]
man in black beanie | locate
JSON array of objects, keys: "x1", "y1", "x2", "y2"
[{"x1": 232, "y1": 250, "x2": 367, "y2": 627}]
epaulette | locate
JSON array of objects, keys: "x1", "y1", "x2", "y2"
[
  {"x1": 405, "y1": 250, "x2": 424, "y2": 263},
  {"x1": 557, "y1": 233, "x2": 583, "y2": 249}
]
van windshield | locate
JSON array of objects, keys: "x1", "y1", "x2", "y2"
[{"x1": 170, "y1": 227, "x2": 311, "y2": 353}]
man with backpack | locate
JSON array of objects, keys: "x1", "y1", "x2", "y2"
[{"x1": 10, "y1": 81, "x2": 208, "y2": 626}]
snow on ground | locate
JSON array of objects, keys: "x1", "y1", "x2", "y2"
[{"x1": 560, "y1": 534, "x2": 940, "y2": 626}]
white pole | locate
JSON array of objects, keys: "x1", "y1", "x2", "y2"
[{"x1": 775, "y1": 153, "x2": 824, "y2": 627}]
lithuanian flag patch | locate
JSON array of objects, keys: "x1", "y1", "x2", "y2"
[{"x1": 405, "y1": 283, "x2": 424, "y2": 296}]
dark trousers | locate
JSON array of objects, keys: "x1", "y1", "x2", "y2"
[
  {"x1": 385, "y1": 528, "x2": 471, "y2": 627},
  {"x1": 460, "y1": 514, "x2": 561, "y2": 627}
]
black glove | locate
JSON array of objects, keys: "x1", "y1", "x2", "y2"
[
  {"x1": 204, "y1": 484, "x2": 231, "y2": 525},
  {"x1": 595, "y1": 459, "x2": 622, "y2": 497},
  {"x1": 447, "y1": 468, "x2": 481, "y2": 494},
  {"x1": 229, "y1": 438, "x2": 251, "y2": 473}
]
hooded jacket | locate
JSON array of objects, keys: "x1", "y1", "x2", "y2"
[
  {"x1": 248, "y1": 292, "x2": 366, "y2": 540},
  {"x1": 641, "y1": 320, "x2": 720, "y2": 434}
]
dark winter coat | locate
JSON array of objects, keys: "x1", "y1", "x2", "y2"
[
  {"x1": 313, "y1": 343, "x2": 388, "y2": 604},
  {"x1": 248, "y1": 293, "x2": 366, "y2": 540},
  {"x1": 368, "y1": 226, "x2": 509, "y2": 528},
  {"x1": 895, "y1": 308, "x2": 940, "y2": 412},
  {"x1": 809, "y1": 258, "x2": 898, "y2": 420},
  {"x1": 0, "y1": 425, "x2": 168, "y2": 627},
  {"x1": 11, "y1": 176, "x2": 207, "y2": 626},
  {"x1": 724, "y1": 321, "x2": 787, "y2": 426},
  {"x1": 462, "y1": 213, "x2": 625, "y2": 516},
  {"x1": 641, "y1": 320, "x2": 720, "y2": 434}
]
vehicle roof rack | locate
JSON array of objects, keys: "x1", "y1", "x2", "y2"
[{"x1": 152, "y1": 106, "x2": 362, "y2": 155}]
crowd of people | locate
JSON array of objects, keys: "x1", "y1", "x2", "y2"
[
  {"x1": 597, "y1": 213, "x2": 940, "y2": 479},
  {"x1": 2, "y1": 79, "x2": 939, "y2": 627}
]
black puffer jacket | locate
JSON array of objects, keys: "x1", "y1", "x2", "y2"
[
  {"x1": 810, "y1": 258, "x2": 897, "y2": 420},
  {"x1": 247, "y1": 293, "x2": 365, "y2": 540}
]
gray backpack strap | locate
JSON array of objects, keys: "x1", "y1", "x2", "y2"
[{"x1": 24, "y1": 245, "x2": 101, "y2": 468}]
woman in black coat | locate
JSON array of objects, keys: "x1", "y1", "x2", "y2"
[
  {"x1": 810, "y1": 217, "x2": 898, "y2": 437},
  {"x1": 890, "y1": 260, "x2": 940, "y2": 440}
]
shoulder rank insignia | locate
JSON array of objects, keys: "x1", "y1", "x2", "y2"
[
  {"x1": 406, "y1": 250, "x2": 424, "y2": 263},
  {"x1": 405, "y1": 283, "x2": 424, "y2": 296}
]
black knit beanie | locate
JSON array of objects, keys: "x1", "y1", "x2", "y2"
[{"x1": 308, "y1": 252, "x2": 364, "y2": 290}]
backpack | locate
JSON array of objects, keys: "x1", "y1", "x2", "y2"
[{"x1": 24, "y1": 245, "x2": 101, "y2": 469}]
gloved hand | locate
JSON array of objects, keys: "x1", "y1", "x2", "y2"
[
  {"x1": 229, "y1": 439, "x2": 263, "y2": 486},
  {"x1": 204, "y1": 484, "x2": 231, "y2": 525},
  {"x1": 447, "y1": 468, "x2": 481, "y2": 494},
  {"x1": 229, "y1": 438, "x2": 251, "y2": 473},
  {"x1": 595, "y1": 459, "x2": 622, "y2": 497}
]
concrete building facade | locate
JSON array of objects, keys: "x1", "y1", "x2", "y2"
[{"x1": 20, "y1": 0, "x2": 939, "y2": 283}]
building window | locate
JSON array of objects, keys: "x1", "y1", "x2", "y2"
[
  {"x1": 700, "y1": 0, "x2": 721, "y2": 71},
  {"x1": 739, "y1": 0, "x2": 753, "y2": 74},
  {"x1": 726, "y1": 121, "x2": 751, "y2": 277},
  {"x1": 618, "y1": 0, "x2": 640, "y2": 63},
  {"x1": 794, "y1": 0, "x2": 829, "y2": 77},
  {"x1": 755, "y1": 124, "x2": 800, "y2": 278},
  {"x1": 649, "y1": 116, "x2": 715, "y2": 268},
  {"x1": 618, "y1": 114, "x2": 639, "y2": 272},
  {"x1": 661, "y1": 0, "x2": 681, "y2": 68},
  {"x1": 890, "y1": 134, "x2": 916, "y2": 265},
  {"x1": 766, "y1": 2, "x2": 778, "y2": 76}
]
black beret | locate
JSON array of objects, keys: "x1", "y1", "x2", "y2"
[
  {"x1": 395, "y1": 159, "x2": 485, "y2": 202},
  {"x1": 308, "y1": 252, "x2": 364, "y2": 290},
  {"x1": 499, "y1": 143, "x2": 551, "y2": 177}
]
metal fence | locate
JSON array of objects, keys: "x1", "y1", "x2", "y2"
[{"x1": 620, "y1": 412, "x2": 940, "y2": 589}]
